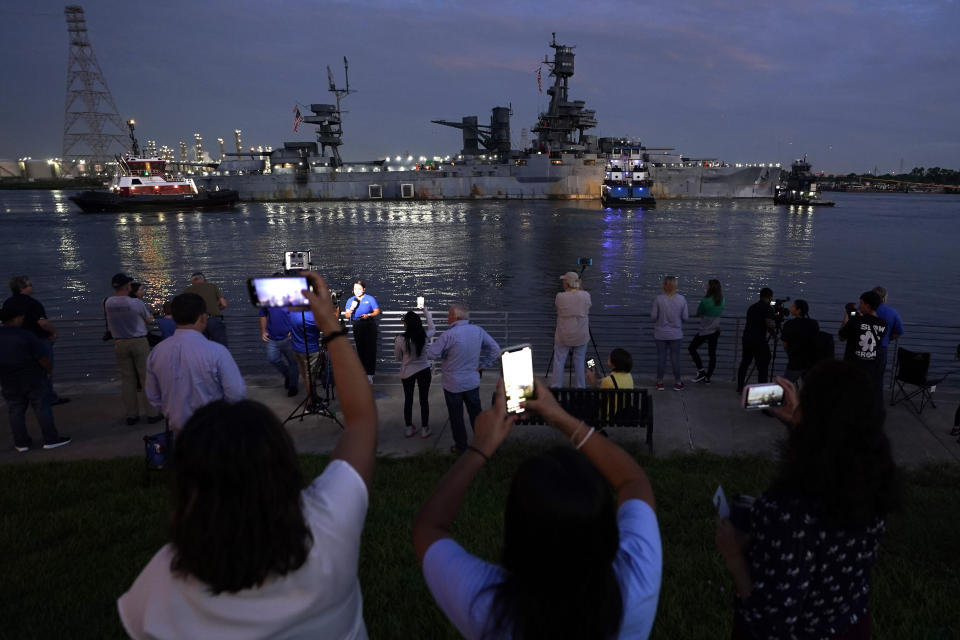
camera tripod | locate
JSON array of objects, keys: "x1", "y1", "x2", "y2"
[
  {"x1": 283, "y1": 312, "x2": 344, "y2": 430},
  {"x1": 544, "y1": 261, "x2": 606, "y2": 384}
]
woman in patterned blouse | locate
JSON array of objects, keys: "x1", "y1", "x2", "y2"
[{"x1": 716, "y1": 360, "x2": 899, "y2": 640}]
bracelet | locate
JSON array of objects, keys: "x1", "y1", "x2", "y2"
[
  {"x1": 466, "y1": 445, "x2": 490, "y2": 463},
  {"x1": 574, "y1": 427, "x2": 596, "y2": 450},
  {"x1": 569, "y1": 421, "x2": 587, "y2": 444},
  {"x1": 321, "y1": 329, "x2": 348, "y2": 345}
]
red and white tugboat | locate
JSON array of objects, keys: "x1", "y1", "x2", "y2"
[{"x1": 69, "y1": 120, "x2": 239, "y2": 213}]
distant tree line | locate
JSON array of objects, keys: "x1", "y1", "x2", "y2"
[{"x1": 836, "y1": 167, "x2": 960, "y2": 185}]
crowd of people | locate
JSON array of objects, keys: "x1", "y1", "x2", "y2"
[{"x1": 0, "y1": 269, "x2": 946, "y2": 639}]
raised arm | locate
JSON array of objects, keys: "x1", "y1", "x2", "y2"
[
  {"x1": 413, "y1": 381, "x2": 516, "y2": 563},
  {"x1": 524, "y1": 379, "x2": 655, "y2": 510},
  {"x1": 304, "y1": 272, "x2": 377, "y2": 488},
  {"x1": 423, "y1": 307, "x2": 436, "y2": 338}
]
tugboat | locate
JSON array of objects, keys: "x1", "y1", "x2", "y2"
[
  {"x1": 69, "y1": 120, "x2": 239, "y2": 213},
  {"x1": 774, "y1": 155, "x2": 835, "y2": 206},
  {"x1": 600, "y1": 141, "x2": 656, "y2": 207}
]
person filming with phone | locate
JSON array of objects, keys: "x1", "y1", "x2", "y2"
[
  {"x1": 716, "y1": 360, "x2": 898, "y2": 640},
  {"x1": 413, "y1": 378, "x2": 662, "y2": 640}
]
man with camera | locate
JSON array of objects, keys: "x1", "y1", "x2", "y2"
[
  {"x1": 425, "y1": 304, "x2": 501, "y2": 454},
  {"x1": 146, "y1": 293, "x2": 246, "y2": 431},
  {"x1": 551, "y1": 271, "x2": 592, "y2": 388},
  {"x1": 737, "y1": 288, "x2": 777, "y2": 393},
  {"x1": 779, "y1": 300, "x2": 820, "y2": 383},
  {"x1": 839, "y1": 291, "x2": 887, "y2": 400},
  {"x1": 105, "y1": 273, "x2": 163, "y2": 426},
  {"x1": 184, "y1": 272, "x2": 229, "y2": 347}
]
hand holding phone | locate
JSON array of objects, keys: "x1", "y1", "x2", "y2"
[
  {"x1": 586, "y1": 358, "x2": 596, "y2": 370},
  {"x1": 742, "y1": 382, "x2": 785, "y2": 410},
  {"x1": 500, "y1": 344, "x2": 535, "y2": 414},
  {"x1": 416, "y1": 296, "x2": 425, "y2": 309}
]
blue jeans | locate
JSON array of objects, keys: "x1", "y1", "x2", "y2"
[
  {"x1": 204, "y1": 316, "x2": 228, "y2": 347},
  {"x1": 656, "y1": 339, "x2": 682, "y2": 381},
  {"x1": 551, "y1": 342, "x2": 588, "y2": 388},
  {"x1": 3, "y1": 379, "x2": 60, "y2": 447},
  {"x1": 444, "y1": 387, "x2": 481, "y2": 451},
  {"x1": 266, "y1": 336, "x2": 299, "y2": 388}
]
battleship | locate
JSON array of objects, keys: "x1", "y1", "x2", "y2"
[{"x1": 194, "y1": 35, "x2": 777, "y2": 202}]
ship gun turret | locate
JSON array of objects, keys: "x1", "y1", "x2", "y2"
[{"x1": 432, "y1": 106, "x2": 512, "y2": 157}]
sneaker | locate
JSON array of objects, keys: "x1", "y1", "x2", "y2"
[
  {"x1": 404, "y1": 425, "x2": 417, "y2": 438},
  {"x1": 420, "y1": 426, "x2": 432, "y2": 439},
  {"x1": 43, "y1": 436, "x2": 72, "y2": 450},
  {"x1": 656, "y1": 382, "x2": 665, "y2": 391},
  {"x1": 693, "y1": 370, "x2": 707, "y2": 383},
  {"x1": 126, "y1": 416, "x2": 140, "y2": 426},
  {"x1": 673, "y1": 382, "x2": 685, "y2": 391},
  {"x1": 15, "y1": 440, "x2": 32, "y2": 453}
]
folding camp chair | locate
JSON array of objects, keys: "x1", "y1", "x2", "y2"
[{"x1": 890, "y1": 348, "x2": 950, "y2": 414}]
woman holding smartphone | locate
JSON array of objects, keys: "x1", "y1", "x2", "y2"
[
  {"x1": 413, "y1": 380, "x2": 662, "y2": 639},
  {"x1": 395, "y1": 304, "x2": 435, "y2": 438},
  {"x1": 688, "y1": 279, "x2": 724, "y2": 384},
  {"x1": 344, "y1": 280, "x2": 380, "y2": 383},
  {"x1": 716, "y1": 360, "x2": 898, "y2": 639}
]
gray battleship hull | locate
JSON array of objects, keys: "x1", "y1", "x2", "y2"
[
  {"x1": 649, "y1": 165, "x2": 778, "y2": 199},
  {"x1": 194, "y1": 158, "x2": 776, "y2": 202}
]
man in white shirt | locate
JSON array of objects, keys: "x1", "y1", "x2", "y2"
[
  {"x1": 146, "y1": 293, "x2": 246, "y2": 430},
  {"x1": 105, "y1": 273, "x2": 162, "y2": 426},
  {"x1": 551, "y1": 272, "x2": 592, "y2": 388}
]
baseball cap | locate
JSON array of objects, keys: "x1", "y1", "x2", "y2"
[
  {"x1": 111, "y1": 273, "x2": 134, "y2": 289},
  {"x1": 560, "y1": 272, "x2": 580, "y2": 288}
]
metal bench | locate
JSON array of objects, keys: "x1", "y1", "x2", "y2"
[{"x1": 514, "y1": 388, "x2": 654, "y2": 452}]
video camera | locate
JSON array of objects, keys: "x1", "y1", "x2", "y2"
[{"x1": 771, "y1": 297, "x2": 791, "y2": 330}]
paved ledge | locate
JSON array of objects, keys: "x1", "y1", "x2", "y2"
[{"x1": 2, "y1": 373, "x2": 959, "y2": 467}]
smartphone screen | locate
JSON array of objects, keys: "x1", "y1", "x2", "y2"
[
  {"x1": 586, "y1": 358, "x2": 596, "y2": 369},
  {"x1": 501, "y1": 344, "x2": 534, "y2": 414},
  {"x1": 247, "y1": 277, "x2": 310, "y2": 309},
  {"x1": 416, "y1": 296, "x2": 425, "y2": 309},
  {"x1": 742, "y1": 383, "x2": 785, "y2": 410}
]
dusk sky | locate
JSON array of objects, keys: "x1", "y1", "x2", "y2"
[{"x1": 2, "y1": 0, "x2": 958, "y2": 174}]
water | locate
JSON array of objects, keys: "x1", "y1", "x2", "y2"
[{"x1": 1, "y1": 190, "x2": 957, "y2": 325}]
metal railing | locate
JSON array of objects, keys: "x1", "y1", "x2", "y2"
[{"x1": 50, "y1": 311, "x2": 960, "y2": 388}]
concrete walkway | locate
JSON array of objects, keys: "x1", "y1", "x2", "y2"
[{"x1": 2, "y1": 373, "x2": 959, "y2": 467}]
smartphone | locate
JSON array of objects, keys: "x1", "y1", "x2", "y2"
[
  {"x1": 416, "y1": 296, "x2": 424, "y2": 309},
  {"x1": 586, "y1": 358, "x2": 596, "y2": 369},
  {"x1": 577, "y1": 257, "x2": 593, "y2": 266},
  {"x1": 742, "y1": 382, "x2": 785, "y2": 410},
  {"x1": 500, "y1": 344, "x2": 535, "y2": 414},
  {"x1": 713, "y1": 485, "x2": 730, "y2": 519},
  {"x1": 247, "y1": 277, "x2": 311, "y2": 310}
]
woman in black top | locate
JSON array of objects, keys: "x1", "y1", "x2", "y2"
[{"x1": 716, "y1": 360, "x2": 898, "y2": 640}]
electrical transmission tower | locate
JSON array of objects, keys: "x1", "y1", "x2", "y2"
[{"x1": 62, "y1": 5, "x2": 127, "y2": 173}]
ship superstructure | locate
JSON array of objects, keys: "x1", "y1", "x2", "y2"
[{"x1": 194, "y1": 36, "x2": 776, "y2": 202}]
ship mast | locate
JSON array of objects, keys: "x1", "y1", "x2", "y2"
[
  {"x1": 303, "y1": 57, "x2": 354, "y2": 167},
  {"x1": 531, "y1": 33, "x2": 597, "y2": 153}
]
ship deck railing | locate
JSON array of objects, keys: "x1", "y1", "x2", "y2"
[{"x1": 45, "y1": 311, "x2": 960, "y2": 390}]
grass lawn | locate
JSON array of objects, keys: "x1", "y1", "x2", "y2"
[{"x1": 1, "y1": 445, "x2": 958, "y2": 639}]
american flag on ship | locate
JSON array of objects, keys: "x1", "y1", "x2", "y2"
[{"x1": 293, "y1": 106, "x2": 304, "y2": 132}]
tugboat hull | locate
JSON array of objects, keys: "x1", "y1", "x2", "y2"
[{"x1": 69, "y1": 189, "x2": 240, "y2": 213}]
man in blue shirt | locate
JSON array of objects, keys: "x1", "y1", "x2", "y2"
[
  {"x1": 288, "y1": 309, "x2": 325, "y2": 406},
  {"x1": 425, "y1": 305, "x2": 500, "y2": 454},
  {"x1": 872, "y1": 286, "x2": 904, "y2": 387},
  {"x1": 343, "y1": 281, "x2": 380, "y2": 383},
  {"x1": 0, "y1": 301, "x2": 70, "y2": 451},
  {"x1": 259, "y1": 306, "x2": 299, "y2": 397},
  {"x1": 146, "y1": 293, "x2": 246, "y2": 431}
]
